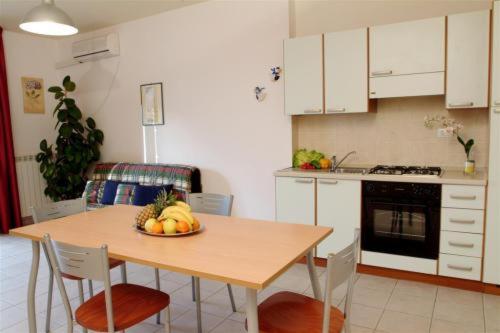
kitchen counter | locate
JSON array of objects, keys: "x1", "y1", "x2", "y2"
[{"x1": 274, "y1": 166, "x2": 488, "y2": 186}]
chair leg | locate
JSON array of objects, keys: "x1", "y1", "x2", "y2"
[
  {"x1": 88, "y1": 280, "x2": 94, "y2": 297},
  {"x1": 77, "y1": 280, "x2": 88, "y2": 333},
  {"x1": 155, "y1": 268, "x2": 161, "y2": 325},
  {"x1": 226, "y1": 284, "x2": 237, "y2": 312},
  {"x1": 45, "y1": 271, "x2": 53, "y2": 333},
  {"x1": 121, "y1": 262, "x2": 127, "y2": 283},
  {"x1": 191, "y1": 276, "x2": 196, "y2": 301},
  {"x1": 164, "y1": 306, "x2": 171, "y2": 333}
]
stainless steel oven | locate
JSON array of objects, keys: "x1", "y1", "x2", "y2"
[{"x1": 361, "y1": 181, "x2": 441, "y2": 259}]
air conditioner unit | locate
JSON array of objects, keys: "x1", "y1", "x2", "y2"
[{"x1": 72, "y1": 32, "x2": 119, "y2": 63}]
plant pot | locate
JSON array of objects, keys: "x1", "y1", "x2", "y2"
[{"x1": 464, "y1": 160, "x2": 475, "y2": 175}]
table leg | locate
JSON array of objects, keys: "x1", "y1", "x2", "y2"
[
  {"x1": 194, "y1": 277, "x2": 202, "y2": 333},
  {"x1": 28, "y1": 240, "x2": 40, "y2": 333},
  {"x1": 306, "y1": 250, "x2": 322, "y2": 300},
  {"x1": 245, "y1": 288, "x2": 259, "y2": 333}
]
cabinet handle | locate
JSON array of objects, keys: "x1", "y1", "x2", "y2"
[
  {"x1": 448, "y1": 102, "x2": 474, "y2": 108},
  {"x1": 448, "y1": 241, "x2": 474, "y2": 248},
  {"x1": 371, "y1": 70, "x2": 392, "y2": 76},
  {"x1": 450, "y1": 194, "x2": 477, "y2": 200},
  {"x1": 304, "y1": 109, "x2": 322, "y2": 114},
  {"x1": 449, "y1": 219, "x2": 475, "y2": 224},
  {"x1": 319, "y1": 180, "x2": 338, "y2": 185},
  {"x1": 493, "y1": 108, "x2": 500, "y2": 114},
  {"x1": 295, "y1": 179, "x2": 313, "y2": 184},
  {"x1": 447, "y1": 264, "x2": 473, "y2": 272},
  {"x1": 494, "y1": 100, "x2": 500, "y2": 106},
  {"x1": 326, "y1": 108, "x2": 346, "y2": 113}
]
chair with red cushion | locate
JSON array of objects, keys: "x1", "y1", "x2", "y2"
[
  {"x1": 248, "y1": 229, "x2": 360, "y2": 333},
  {"x1": 43, "y1": 234, "x2": 171, "y2": 333}
]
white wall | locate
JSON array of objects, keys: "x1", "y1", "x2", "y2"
[
  {"x1": 3, "y1": 31, "x2": 59, "y2": 156},
  {"x1": 56, "y1": 0, "x2": 291, "y2": 219}
]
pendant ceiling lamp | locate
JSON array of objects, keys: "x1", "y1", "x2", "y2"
[{"x1": 19, "y1": 0, "x2": 78, "y2": 36}]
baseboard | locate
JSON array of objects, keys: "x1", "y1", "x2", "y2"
[
  {"x1": 22, "y1": 216, "x2": 34, "y2": 226},
  {"x1": 296, "y1": 256, "x2": 500, "y2": 295}
]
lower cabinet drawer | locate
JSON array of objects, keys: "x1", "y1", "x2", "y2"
[
  {"x1": 439, "y1": 253, "x2": 482, "y2": 281},
  {"x1": 440, "y1": 231, "x2": 483, "y2": 257},
  {"x1": 441, "y1": 208, "x2": 484, "y2": 234}
]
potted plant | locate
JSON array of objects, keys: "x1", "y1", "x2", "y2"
[
  {"x1": 36, "y1": 76, "x2": 104, "y2": 201},
  {"x1": 424, "y1": 115, "x2": 475, "y2": 175}
]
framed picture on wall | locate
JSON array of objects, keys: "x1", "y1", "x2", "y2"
[
  {"x1": 21, "y1": 77, "x2": 45, "y2": 114},
  {"x1": 140, "y1": 82, "x2": 164, "y2": 126}
]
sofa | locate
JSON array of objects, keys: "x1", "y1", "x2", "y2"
[{"x1": 82, "y1": 162, "x2": 202, "y2": 210}]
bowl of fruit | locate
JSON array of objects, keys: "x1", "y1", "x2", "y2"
[{"x1": 135, "y1": 190, "x2": 202, "y2": 237}]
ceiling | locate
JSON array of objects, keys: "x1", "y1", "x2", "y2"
[{"x1": 0, "y1": 0, "x2": 206, "y2": 36}]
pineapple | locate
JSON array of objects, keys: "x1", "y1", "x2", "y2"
[{"x1": 135, "y1": 204, "x2": 156, "y2": 229}]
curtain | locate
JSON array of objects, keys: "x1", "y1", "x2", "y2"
[{"x1": 0, "y1": 26, "x2": 22, "y2": 233}]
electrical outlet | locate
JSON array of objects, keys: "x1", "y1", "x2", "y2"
[{"x1": 437, "y1": 128, "x2": 453, "y2": 138}]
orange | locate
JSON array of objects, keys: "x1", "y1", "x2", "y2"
[
  {"x1": 151, "y1": 222, "x2": 164, "y2": 234},
  {"x1": 176, "y1": 221, "x2": 190, "y2": 233},
  {"x1": 192, "y1": 218, "x2": 200, "y2": 231}
]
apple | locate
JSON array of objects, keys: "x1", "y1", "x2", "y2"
[{"x1": 162, "y1": 218, "x2": 177, "y2": 234}]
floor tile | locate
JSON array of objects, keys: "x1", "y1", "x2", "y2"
[
  {"x1": 170, "y1": 309, "x2": 225, "y2": 333},
  {"x1": 376, "y1": 310, "x2": 431, "y2": 333},
  {"x1": 433, "y1": 299, "x2": 485, "y2": 328},
  {"x1": 437, "y1": 286, "x2": 483, "y2": 307},
  {"x1": 210, "y1": 319, "x2": 247, "y2": 333},
  {"x1": 350, "y1": 303, "x2": 384, "y2": 329},
  {"x1": 353, "y1": 285, "x2": 392, "y2": 309},
  {"x1": 393, "y1": 279, "x2": 437, "y2": 299},
  {"x1": 356, "y1": 274, "x2": 397, "y2": 292},
  {"x1": 385, "y1": 290, "x2": 435, "y2": 317},
  {"x1": 430, "y1": 318, "x2": 485, "y2": 333}
]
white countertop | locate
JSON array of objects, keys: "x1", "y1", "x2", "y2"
[{"x1": 274, "y1": 166, "x2": 488, "y2": 186}]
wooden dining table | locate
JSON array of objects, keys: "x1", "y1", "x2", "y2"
[{"x1": 10, "y1": 204, "x2": 332, "y2": 333}]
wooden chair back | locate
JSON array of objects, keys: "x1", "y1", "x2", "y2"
[
  {"x1": 322, "y1": 229, "x2": 360, "y2": 333},
  {"x1": 188, "y1": 193, "x2": 233, "y2": 216},
  {"x1": 43, "y1": 234, "x2": 115, "y2": 333},
  {"x1": 31, "y1": 198, "x2": 85, "y2": 224}
]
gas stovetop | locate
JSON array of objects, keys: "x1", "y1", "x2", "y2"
[{"x1": 369, "y1": 165, "x2": 443, "y2": 177}]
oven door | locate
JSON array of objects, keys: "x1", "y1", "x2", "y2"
[{"x1": 362, "y1": 198, "x2": 439, "y2": 259}]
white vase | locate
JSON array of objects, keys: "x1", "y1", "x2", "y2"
[{"x1": 464, "y1": 160, "x2": 475, "y2": 175}]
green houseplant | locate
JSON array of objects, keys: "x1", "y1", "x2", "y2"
[{"x1": 36, "y1": 76, "x2": 104, "y2": 201}]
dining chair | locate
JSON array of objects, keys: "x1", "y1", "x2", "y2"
[
  {"x1": 43, "y1": 234, "x2": 171, "y2": 333},
  {"x1": 31, "y1": 199, "x2": 127, "y2": 333},
  {"x1": 248, "y1": 229, "x2": 360, "y2": 333}
]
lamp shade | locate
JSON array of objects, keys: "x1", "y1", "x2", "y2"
[{"x1": 19, "y1": 0, "x2": 78, "y2": 36}]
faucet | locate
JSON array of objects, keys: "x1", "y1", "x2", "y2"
[{"x1": 330, "y1": 151, "x2": 357, "y2": 172}]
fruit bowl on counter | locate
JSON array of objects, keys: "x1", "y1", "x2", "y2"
[{"x1": 135, "y1": 190, "x2": 203, "y2": 237}]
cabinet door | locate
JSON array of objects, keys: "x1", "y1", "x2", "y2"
[
  {"x1": 284, "y1": 35, "x2": 323, "y2": 115},
  {"x1": 446, "y1": 11, "x2": 490, "y2": 109},
  {"x1": 275, "y1": 177, "x2": 315, "y2": 225},
  {"x1": 316, "y1": 179, "x2": 361, "y2": 257},
  {"x1": 369, "y1": 17, "x2": 445, "y2": 76},
  {"x1": 324, "y1": 28, "x2": 368, "y2": 114},
  {"x1": 492, "y1": 2, "x2": 500, "y2": 108}
]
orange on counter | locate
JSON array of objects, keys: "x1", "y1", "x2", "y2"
[
  {"x1": 192, "y1": 218, "x2": 201, "y2": 231},
  {"x1": 151, "y1": 222, "x2": 164, "y2": 234},
  {"x1": 176, "y1": 221, "x2": 190, "y2": 233}
]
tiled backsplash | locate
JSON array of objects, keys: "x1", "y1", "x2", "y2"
[{"x1": 292, "y1": 96, "x2": 489, "y2": 168}]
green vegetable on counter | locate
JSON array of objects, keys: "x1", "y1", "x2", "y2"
[{"x1": 292, "y1": 149, "x2": 325, "y2": 169}]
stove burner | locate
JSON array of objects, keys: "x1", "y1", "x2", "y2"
[{"x1": 369, "y1": 165, "x2": 442, "y2": 177}]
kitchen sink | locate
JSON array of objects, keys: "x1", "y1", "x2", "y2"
[{"x1": 330, "y1": 167, "x2": 369, "y2": 175}]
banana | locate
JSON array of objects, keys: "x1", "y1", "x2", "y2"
[
  {"x1": 159, "y1": 206, "x2": 194, "y2": 225},
  {"x1": 175, "y1": 201, "x2": 192, "y2": 212}
]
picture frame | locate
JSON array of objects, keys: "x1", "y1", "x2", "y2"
[
  {"x1": 140, "y1": 82, "x2": 164, "y2": 126},
  {"x1": 21, "y1": 77, "x2": 45, "y2": 114}
]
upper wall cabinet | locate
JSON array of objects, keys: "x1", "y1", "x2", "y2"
[
  {"x1": 324, "y1": 28, "x2": 369, "y2": 114},
  {"x1": 492, "y1": 3, "x2": 500, "y2": 108},
  {"x1": 369, "y1": 17, "x2": 445, "y2": 99},
  {"x1": 284, "y1": 35, "x2": 323, "y2": 115},
  {"x1": 446, "y1": 11, "x2": 490, "y2": 109}
]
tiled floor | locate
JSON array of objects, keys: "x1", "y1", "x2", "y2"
[{"x1": 1, "y1": 234, "x2": 499, "y2": 333}]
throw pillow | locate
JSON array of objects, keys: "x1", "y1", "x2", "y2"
[
  {"x1": 132, "y1": 184, "x2": 174, "y2": 206},
  {"x1": 101, "y1": 180, "x2": 138, "y2": 205},
  {"x1": 114, "y1": 183, "x2": 137, "y2": 205},
  {"x1": 83, "y1": 181, "x2": 106, "y2": 205}
]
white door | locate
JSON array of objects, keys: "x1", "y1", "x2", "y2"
[
  {"x1": 492, "y1": 2, "x2": 500, "y2": 108},
  {"x1": 284, "y1": 35, "x2": 323, "y2": 115},
  {"x1": 275, "y1": 177, "x2": 315, "y2": 225},
  {"x1": 369, "y1": 17, "x2": 445, "y2": 76},
  {"x1": 324, "y1": 28, "x2": 368, "y2": 114},
  {"x1": 446, "y1": 10, "x2": 490, "y2": 109},
  {"x1": 316, "y1": 179, "x2": 361, "y2": 257}
]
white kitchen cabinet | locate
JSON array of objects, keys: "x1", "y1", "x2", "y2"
[
  {"x1": 369, "y1": 16, "x2": 445, "y2": 99},
  {"x1": 446, "y1": 11, "x2": 490, "y2": 109},
  {"x1": 484, "y1": 1, "x2": 500, "y2": 286},
  {"x1": 275, "y1": 177, "x2": 315, "y2": 225},
  {"x1": 324, "y1": 28, "x2": 369, "y2": 114},
  {"x1": 316, "y1": 179, "x2": 361, "y2": 257},
  {"x1": 284, "y1": 35, "x2": 323, "y2": 115}
]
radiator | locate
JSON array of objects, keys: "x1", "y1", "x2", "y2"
[{"x1": 15, "y1": 155, "x2": 50, "y2": 217}]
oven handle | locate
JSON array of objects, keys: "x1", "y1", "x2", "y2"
[
  {"x1": 447, "y1": 264, "x2": 473, "y2": 272},
  {"x1": 448, "y1": 241, "x2": 474, "y2": 248},
  {"x1": 449, "y1": 194, "x2": 477, "y2": 200}
]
